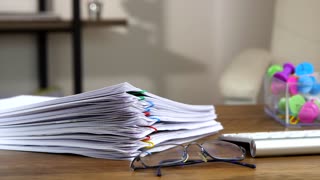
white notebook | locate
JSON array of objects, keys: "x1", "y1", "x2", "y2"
[{"x1": 0, "y1": 82, "x2": 222, "y2": 160}]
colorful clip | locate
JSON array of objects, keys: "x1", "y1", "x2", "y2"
[
  {"x1": 127, "y1": 90, "x2": 147, "y2": 96},
  {"x1": 288, "y1": 94, "x2": 306, "y2": 116},
  {"x1": 298, "y1": 100, "x2": 319, "y2": 123},
  {"x1": 287, "y1": 75, "x2": 298, "y2": 95},
  {"x1": 274, "y1": 62, "x2": 295, "y2": 82},
  {"x1": 289, "y1": 116, "x2": 299, "y2": 125},
  {"x1": 149, "y1": 116, "x2": 161, "y2": 122},
  {"x1": 278, "y1": 98, "x2": 286, "y2": 113},
  {"x1": 145, "y1": 141, "x2": 155, "y2": 149},
  {"x1": 144, "y1": 111, "x2": 151, "y2": 116},
  {"x1": 297, "y1": 76, "x2": 314, "y2": 94},
  {"x1": 148, "y1": 126, "x2": 158, "y2": 132},
  {"x1": 146, "y1": 101, "x2": 154, "y2": 108},
  {"x1": 267, "y1": 64, "x2": 283, "y2": 77},
  {"x1": 144, "y1": 108, "x2": 151, "y2": 112},
  {"x1": 295, "y1": 62, "x2": 314, "y2": 76},
  {"x1": 127, "y1": 90, "x2": 147, "y2": 100},
  {"x1": 142, "y1": 135, "x2": 151, "y2": 141}
]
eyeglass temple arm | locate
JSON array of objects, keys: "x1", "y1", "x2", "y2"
[
  {"x1": 232, "y1": 146, "x2": 256, "y2": 168},
  {"x1": 222, "y1": 160, "x2": 256, "y2": 169},
  {"x1": 130, "y1": 156, "x2": 144, "y2": 170},
  {"x1": 156, "y1": 166, "x2": 162, "y2": 177}
]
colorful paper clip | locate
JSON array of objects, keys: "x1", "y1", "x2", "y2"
[
  {"x1": 142, "y1": 135, "x2": 151, "y2": 141},
  {"x1": 289, "y1": 116, "x2": 299, "y2": 125},
  {"x1": 149, "y1": 116, "x2": 161, "y2": 122},
  {"x1": 145, "y1": 141, "x2": 155, "y2": 149},
  {"x1": 146, "y1": 100, "x2": 154, "y2": 108},
  {"x1": 127, "y1": 90, "x2": 147, "y2": 100},
  {"x1": 148, "y1": 126, "x2": 158, "y2": 132}
]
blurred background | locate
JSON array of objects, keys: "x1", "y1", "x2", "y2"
[{"x1": 0, "y1": 0, "x2": 318, "y2": 105}]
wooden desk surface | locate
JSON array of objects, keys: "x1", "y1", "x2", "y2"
[{"x1": 1, "y1": 105, "x2": 319, "y2": 179}]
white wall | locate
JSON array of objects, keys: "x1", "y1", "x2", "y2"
[
  {"x1": 0, "y1": 0, "x2": 274, "y2": 104},
  {"x1": 214, "y1": 0, "x2": 274, "y2": 70},
  {"x1": 164, "y1": 0, "x2": 274, "y2": 103},
  {"x1": 271, "y1": 0, "x2": 320, "y2": 70}
]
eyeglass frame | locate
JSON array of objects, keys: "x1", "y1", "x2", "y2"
[{"x1": 130, "y1": 140, "x2": 256, "y2": 176}]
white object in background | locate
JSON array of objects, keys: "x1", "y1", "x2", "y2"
[
  {"x1": 219, "y1": 130, "x2": 320, "y2": 157},
  {"x1": 219, "y1": 48, "x2": 273, "y2": 104},
  {"x1": 87, "y1": 0, "x2": 103, "y2": 20}
]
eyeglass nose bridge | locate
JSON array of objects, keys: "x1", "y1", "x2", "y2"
[
  {"x1": 185, "y1": 142, "x2": 202, "y2": 149},
  {"x1": 185, "y1": 143, "x2": 209, "y2": 162}
]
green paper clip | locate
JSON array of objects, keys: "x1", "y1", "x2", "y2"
[{"x1": 127, "y1": 90, "x2": 147, "y2": 100}]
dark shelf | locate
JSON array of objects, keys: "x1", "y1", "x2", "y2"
[
  {"x1": 0, "y1": 18, "x2": 128, "y2": 32},
  {"x1": 1, "y1": 0, "x2": 128, "y2": 94}
]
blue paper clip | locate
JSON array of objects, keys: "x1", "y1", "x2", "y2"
[
  {"x1": 146, "y1": 100, "x2": 154, "y2": 108},
  {"x1": 149, "y1": 116, "x2": 161, "y2": 122},
  {"x1": 144, "y1": 108, "x2": 151, "y2": 112}
]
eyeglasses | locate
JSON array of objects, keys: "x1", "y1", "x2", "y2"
[{"x1": 130, "y1": 140, "x2": 256, "y2": 176}]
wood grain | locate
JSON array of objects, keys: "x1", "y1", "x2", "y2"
[{"x1": 0, "y1": 105, "x2": 318, "y2": 179}]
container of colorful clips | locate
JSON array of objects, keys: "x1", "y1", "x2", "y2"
[{"x1": 264, "y1": 62, "x2": 320, "y2": 127}]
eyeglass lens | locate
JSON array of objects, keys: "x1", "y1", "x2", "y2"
[
  {"x1": 139, "y1": 145, "x2": 185, "y2": 167},
  {"x1": 201, "y1": 141, "x2": 244, "y2": 159},
  {"x1": 138, "y1": 141, "x2": 244, "y2": 167}
]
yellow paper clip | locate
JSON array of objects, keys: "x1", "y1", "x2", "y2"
[
  {"x1": 145, "y1": 141, "x2": 155, "y2": 149},
  {"x1": 289, "y1": 116, "x2": 299, "y2": 125}
]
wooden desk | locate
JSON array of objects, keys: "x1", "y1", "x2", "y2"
[{"x1": 1, "y1": 105, "x2": 319, "y2": 179}]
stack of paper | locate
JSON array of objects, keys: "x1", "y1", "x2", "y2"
[{"x1": 0, "y1": 82, "x2": 222, "y2": 160}]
